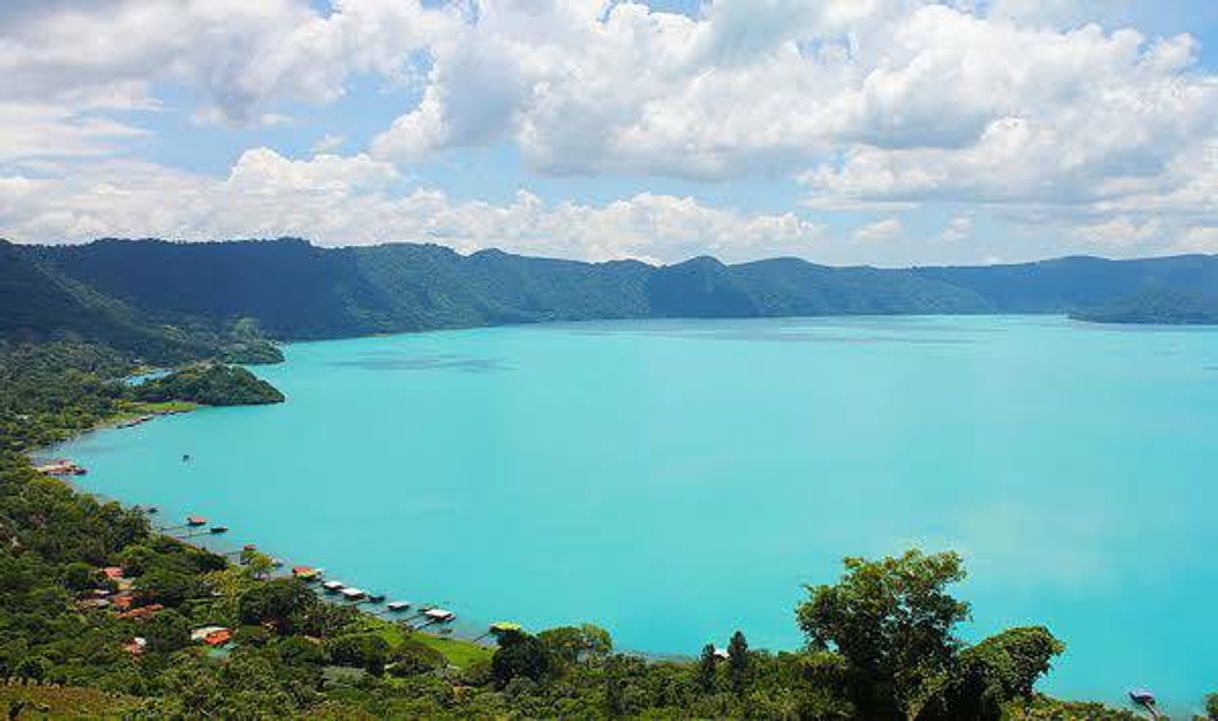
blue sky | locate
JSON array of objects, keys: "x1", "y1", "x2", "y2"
[{"x1": 1, "y1": 0, "x2": 1216, "y2": 266}]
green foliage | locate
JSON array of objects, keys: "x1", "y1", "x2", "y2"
[
  {"x1": 325, "y1": 633, "x2": 391, "y2": 675},
  {"x1": 798, "y1": 550, "x2": 970, "y2": 720},
  {"x1": 727, "y1": 630, "x2": 751, "y2": 696},
  {"x1": 1206, "y1": 692, "x2": 1218, "y2": 721},
  {"x1": 952, "y1": 627, "x2": 1065, "y2": 719},
  {"x1": 387, "y1": 637, "x2": 447, "y2": 677},
  {"x1": 237, "y1": 578, "x2": 318, "y2": 633},
  {"x1": 538, "y1": 623, "x2": 613, "y2": 668},
  {"x1": 144, "y1": 610, "x2": 191, "y2": 654},
  {"x1": 133, "y1": 364, "x2": 285, "y2": 406},
  {"x1": 491, "y1": 630, "x2": 552, "y2": 688},
  {"x1": 697, "y1": 643, "x2": 718, "y2": 694}
]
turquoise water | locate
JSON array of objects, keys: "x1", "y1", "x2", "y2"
[{"x1": 57, "y1": 316, "x2": 1218, "y2": 712}]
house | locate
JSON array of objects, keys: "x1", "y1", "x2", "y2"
[
  {"x1": 191, "y1": 626, "x2": 233, "y2": 646},
  {"x1": 101, "y1": 566, "x2": 125, "y2": 580},
  {"x1": 123, "y1": 637, "x2": 147, "y2": 656},
  {"x1": 117, "y1": 604, "x2": 164, "y2": 621}
]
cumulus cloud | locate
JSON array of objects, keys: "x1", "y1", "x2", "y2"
[
  {"x1": 363, "y1": 0, "x2": 1218, "y2": 220},
  {"x1": 0, "y1": 0, "x2": 455, "y2": 121},
  {"x1": 0, "y1": 148, "x2": 825, "y2": 264},
  {"x1": 941, "y1": 216, "x2": 973, "y2": 243},
  {"x1": 2, "y1": 0, "x2": 1217, "y2": 263},
  {"x1": 852, "y1": 217, "x2": 904, "y2": 243}
]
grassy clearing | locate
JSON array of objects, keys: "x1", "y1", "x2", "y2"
[
  {"x1": 352, "y1": 614, "x2": 494, "y2": 670},
  {"x1": 111, "y1": 399, "x2": 198, "y2": 420}
]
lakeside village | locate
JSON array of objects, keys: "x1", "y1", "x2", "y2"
[{"x1": 31, "y1": 459, "x2": 503, "y2": 663}]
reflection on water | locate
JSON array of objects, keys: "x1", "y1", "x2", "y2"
[{"x1": 331, "y1": 352, "x2": 509, "y2": 373}]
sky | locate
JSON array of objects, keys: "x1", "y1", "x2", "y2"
[{"x1": 1, "y1": 0, "x2": 1217, "y2": 267}]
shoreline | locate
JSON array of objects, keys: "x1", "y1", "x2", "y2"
[{"x1": 31, "y1": 398, "x2": 502, "y2": 664}]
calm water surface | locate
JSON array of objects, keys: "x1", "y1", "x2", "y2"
[{"x1": 57, "y1": 316, "x2": 1218, "y2": 712}]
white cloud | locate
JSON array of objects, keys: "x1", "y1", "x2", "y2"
[
  {"x1": 0, "y1": 148, "x2": 826, "y2": 264},
  {"x1": 1173, "y1": 226, "x2": 1218, "y2": 254},
  {"x1": 941, "y1": 216, "x2": 973, "y2": 243},
  {"x1": 363, "y1": 0, "x2": 1218, "y2": 221},
  {"x1": 852, "y1": 217, "x2": 903, "y2": 243},
  {"x1": 1068, "y1": 216, "x2": 1160, "y2": 249}
]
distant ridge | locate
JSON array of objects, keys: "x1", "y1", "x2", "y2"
[{"x1": 5, "y1": 238, "x2": 1218, "y2": 360}]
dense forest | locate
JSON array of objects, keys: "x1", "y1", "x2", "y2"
[{"x1": 5, "y1": 240, "x2": 1218, "y2": 364}]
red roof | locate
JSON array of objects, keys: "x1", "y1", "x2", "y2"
[
  {"x1": 203, "y1": 629, "x2": 232, "y2": 646},
  {"x1": 117, "y1": 604, "x2": 163, "y2": 621},
  {"x1": 101, "y1": 566, "x2": 125, "y2": 579},
  {"x1": 111, "y1": 593, "x2": 134, "y2": 610}
]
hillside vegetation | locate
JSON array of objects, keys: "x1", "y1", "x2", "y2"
[{"x1": 7, "y1": 240, "x2": 1217, "y2": 353}]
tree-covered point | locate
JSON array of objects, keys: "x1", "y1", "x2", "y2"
[{"x1": 132, "y1": 364, "x2": 285, "y2": 406}]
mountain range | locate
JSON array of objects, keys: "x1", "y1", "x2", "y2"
[{"x1": 4, "y1": 237, "x2": 1217, "y2": 362}]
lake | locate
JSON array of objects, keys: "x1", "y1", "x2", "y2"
[{"x1": 56, "y1": 316, "x2": 1218, "y2": 712}]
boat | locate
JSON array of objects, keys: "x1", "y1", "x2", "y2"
[
  {"x1": 146, "y1": 506, "x2": 159, "y2": 514},
  {"x1": 489, "y1": 621, "x2": 523, "y2": 634},
  {"x1": 340, "y1": 588, "x2": 366, "y2": 601},
  {"x1": 186, "y1": 516, "x2": 207, "y2": 527},
  {"x1": 386, "y1": 601, "x2": 411, "y2": 612},
  {"x1": 322, "y1": 581, "x2": 345, "y2": 593},
  {"x1": 292, "y1": 566, "x2": 322, "y2": 581},
  {"x1": 209, "y1": 526, "x2": 228, "y2": 534},
  {"x1": 366, "y1": 593, "x2": 386, "y2": 603},
  {"x1": 423, "y1": 608, "x2": 456, "y2": 623},
  {"x1": 270, "y1": 558, "x2": 284, "y2": 568}
]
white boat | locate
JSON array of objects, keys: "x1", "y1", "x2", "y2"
[
  {"x1": 340, "y1": 587, "x2": 366, "y2": 601},
  {"x1": 386, "y1": 601, "x2": 411, "y2": 612},
  {"x1": 322, "y1": 581, "x2": 345, "y2": 592},
  {"x1": 424, "y1": 608, "x2": 456, "y2": 622}
]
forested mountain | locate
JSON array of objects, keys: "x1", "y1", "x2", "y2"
[{"x1": 6, "y1": 239, "x2": 1218, "y2": 357}]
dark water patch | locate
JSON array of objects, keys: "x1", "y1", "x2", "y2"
[{"x1": 332, "y1": 353, "x2": 510, "y2": 373}]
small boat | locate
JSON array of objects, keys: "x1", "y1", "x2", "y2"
[
  {"x1": 386, "y1": 601, "x2": 411, "y2": 612},
  {"x1": 242, "y1": 544, "x2": 257, "y2": 552},
  {"x1": 1129, "y1": 688, "x2": 1156, "y2": 706},
  {"x1": 424, "y1": 608, "x2": 456, "y2": 623},
  {"x1": 209, "y1": 526, "x2": 228, "y2": 534},
  {"x1": 270, "y1": 558, "x2": 284, "y2": 568},
  {"x1": 489, "y1": 621, "x2": 523, "y2": 634},
  {"x1": 146, "y1": 506, "x2": 159, "y2": 514},
  {"x1": 186, "y1": 516, "x2": 207, "y2": 527},
  {"x1": 292, "y1": 566, "x2": 322, "y2": 581},
  {"x1": 341, "y1": 588, "x2": 366, "y2": 601},
  {"x1": 322, "y1": 581, "x2": 345, "y2": 593},
  {"x1": 366, "y1": 593, "x2": 386, "y2": 603}
]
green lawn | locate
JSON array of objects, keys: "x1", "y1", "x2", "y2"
[{"x1": 353, "y1": 615, "x2": 494, "y2": 670}]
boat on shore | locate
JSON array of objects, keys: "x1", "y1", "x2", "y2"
[
  {"x1": 341, "y1": 588, "x2": 366, "y2": 601},
  {"x1": 423, "y1": 608, "x2": 456, "y2": 623},
  {"x1": 322, "y1": 581, "x2": 345, "y2": 593},
  {"x1": 386, "y1": 601, "x2": 411, "y2": 612}
]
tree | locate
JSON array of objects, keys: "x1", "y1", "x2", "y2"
[
  {"x1": 237, "y1": 578, "x2": 317, "y2": 633},
  {"x1": 134, "y1": 567, "x2": 200, "y2": 606},
  {"x1": 1206, "y1": 692, "x2": 1218, "y2": 721},
  {"x1": 145, "y1": 609, "x2": 191, "y2": 653},
  {"x1": 491, "y1": 630, "x2": 551, "y2": 688},
  {"x1": 796, "y1": 550, "x2": 970, "y2": 721},
  {"x1": 538, "y1": 624, "x2": 613, "y2": 667},
  {"x1": 952, "y1": 627, "x2": 1064, "y2": 720},
  {"x1": 240, "y1": 548, "x2": 274, "y2": 580},
  {"x1": 325, "y1": 633, "x2": 390, "y2": 675},
  {"x1": 697, "y1": 643, "x2": 718, "y2": 693},
  {"x1": 727, "y1": 630, "x2": 750, "y2": 696},
  {"x1": 60, "y1": 561, "x2": 98, "y2": 591}
]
